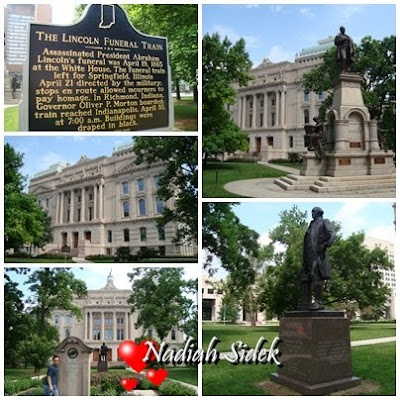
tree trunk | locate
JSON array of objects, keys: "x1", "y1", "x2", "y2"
[
  {"x1": 193, "y1": 84, "x2": 198, "y2": 104},
  {"x1": 175, "y1": 80, "x2": 181, "y2": 101},
  {"x1": 249, "y1": 293, "x2": 256, "y2": 327}
]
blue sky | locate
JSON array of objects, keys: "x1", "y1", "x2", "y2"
[
  {"x1": 6, "y1": 266, "x2": 198, "y2": 304},
  {"x1": 5, "y1": 136, "x2": 134, "y2": 189},
  {"x1": 203, "y1": 4, "x2": 396, "y2": 66}
]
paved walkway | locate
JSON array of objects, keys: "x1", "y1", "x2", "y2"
[
  {"x1": 224, "y1": 162, "x2": 395, "y2": 198},
  {"x1": 72, "y1": 257, "x2": 93, "y2": 263},
  {"x1": 219, "y1": 336, "x2": 396, "y2": 359}
]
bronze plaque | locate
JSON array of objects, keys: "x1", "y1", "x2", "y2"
[
  {"x1": 349, "y1": 142, "x2": 361, "y2": 148},
  {"x1": 338, "y1": 158, "x2": 351, "y2": 166},
  {"x1": 374, "y1": 158, "x2": 385, "y2": 164}
]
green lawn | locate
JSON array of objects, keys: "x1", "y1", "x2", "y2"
[
  {"x1": 203, "y1": 342, "x2": 395, "y2": 395},
  {"x1": 5, "y1": 367, "x2": 40, "y2": 379},
  {"x1": 203, "y1": 161, "x2": 285, "y2": 198},
  {"x1": 5, "y1": 257, "x2": 75, "y2": 263},
  {"x1": 166, "y1": 366, "x2": 198, "y2": 385},
  {"x1": 4, "y1": 105, "x2": 19, "y2": 131},
  {"x1": 203, "y1": 322, "x2": 395, "y2": 352},
  {"x1": 173, "y1": 97, "x2": 198, "y2": 131}
]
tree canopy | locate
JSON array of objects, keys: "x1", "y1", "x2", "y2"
[
  {"x1": 258, "y1": 206, "x2": 393, "y2": 317},
  {"x1": 202, "y1": 33, "x2": 252, "y2": 162},
  {"x1": 5, "y1": 144, "x2": 53, "y2": 251},
  {"x1": 302, "y1": 35, "x2": 396, "y2": 150},
  {"x1": 127, "y1": 268, "x2": 197, "y2": 341},
  {"x1": 132, "y1": 136, "x2": 198, "y2": 244}
]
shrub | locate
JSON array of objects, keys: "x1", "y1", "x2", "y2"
[
  {"x1": 18, "y1": 387, "x2": 44, "y2": 396},
  {"x1": 288, "y1": 152, "x2": 303, "y2": 163},
  {"x1": 36, "y1": 253, "x2": 72, "y2": 260},
  {"x1": 137, "y1": 248, "x2": 159, "y2": 260},
  {"x1": 85, "y1": 255, "x2": 114, "y2": 261},
  {"x1": 4, "y1": 378, "x2": 43, "y2": 395},
  {"x1": 158, "y1": 380, "x2": 197, "y2": 396},
  {"x1": 114, "y1": 247, "x2": 137, "y2": 262}
]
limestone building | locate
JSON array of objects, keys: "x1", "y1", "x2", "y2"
[
  {"x1": 232, "y1": 37, "x2": 334, "y2": 161},
  {"x1": 202, "y1": 276, "x2": 267, "y2": 325},
  {"x1": 29, "y1": 143, "x2": 195, "y2": 257},
  {"x1": 51, "y1": 272, "x2": 184, "y2": 363}
]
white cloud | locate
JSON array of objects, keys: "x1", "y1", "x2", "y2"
[
  {"x1": 366, "y1": 225, "x2": 395, "y2": 243},
  {"x1": 266, "y1": 45, "x2": 292, "y2": 62},
  {"x1": 334, "y1": 201, "x2": 368, "y2": 236},
  {"x1": 300, "y1": 7, "x2": 315, "y2": 19},
  {"x1": 212, "y1": 24, "x2": 259, "y2": 48},
  {"x1": 269, "y1": 5, "x2": 284, "y2": 13},
  {"x1": 258, "y1": 231, "x2": 272, "y2": 246},
  {"x1": 339, "y1": 5, "x2": 365, "y2": 22}
]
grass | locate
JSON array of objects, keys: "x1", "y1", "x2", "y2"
[
  {"x1": 166, "y1": 366, "x2": 198, "y2": 385},
  {"x1": 271, "y1": 161, "x2": 302, "y2": 170},
  {"x1": 5, "y1": 367, "x2": 39, "y2": 379},
  {"x1": 173, "y1": 97, "x2": 198, "y2": 131},
  {"x1": 202, "y1": 322, "x2": 395, "y2": 352},
  {"x1": 5, "y1": 257, "x2": 75, "y2": 263},
  {"x1": 202, "y1": 343, "x2": 395, "y2": 395},
  {"x1": 203, "y1": 161, "x2": 285, "y2": 198},
  {"x1": 4, "y1": 99, "x2": 198, "y2": 132},
  {"x1": 4, "y1": 105, "x2": 19, "y2": 132}
]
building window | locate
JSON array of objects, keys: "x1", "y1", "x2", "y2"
[
  {"x1": 55, "y1": 315, "x2": 60, "y2": 324},
  {"x1": 153, "y1": 176, "x2": 160, "y2": 188},
  {"x1": 304, "y1": 92, "x2": 310, "y2": 102},
  {"x1": 260, "y1": 98, "x2": 264, "y2": 108},
  {"x1": 208, "y1": 289, "x2": 214, "y2": 294},
  {"x1": 148, "y1": 329, "x2": 153, "y2": 337},
  {"x1": 117, "y1": 329, "x2": 124, "y2": 340},
  {"x1": 124, "y1": 229, "x2": 130, "y2": 242},
  {"x1": 304, "y1": 109, "x2": 310, "y2": 124},
  {"x1": 89, "y1": 193, "x2": 93, "y2": 201},
  {"x1": 46, "y1": 198, "x2": 49, "y2": 207},
  {"x1": 78, "y1": 196, "x2": 81, "y2": 202},
  {"x1": 123, "y1": 201, "x2": 130, "y2": 217},
  {"x1": 67, "y1": 210, "x2": 70, "y2": 222},
  {"x1": 117, "y1": 318, "x2": 124, "y2": 324},
  {"x1": 105, "y1": 330, "x2": 113, "y2": 340},
  {"x1": 272, "y1": 98, "x2": 276, "y2": 106},
  {"x1": 38, "y1": 200, "x2": 41, "y2": 207},
  {"x1": 268, "y1": 137, "x2": 274, "y2": 146},
  {"x1": 107, "y1": 230, "x2": 112, "y2": 243},
  {"x1": 65, "y1": 329, "x2": 70, "y2": 338},
  {"x1": 158, "y1": 226, "x2": 165, "y2": 241},
  {"x1": 93, "y1": 329, "x2": 101, "y2": 340},
  {"x1": 140, "y1": 227, "x2": 147, "y2": 241},
  {"x1": 78, "y1": 209, "x2": 81, "y2": 221},
  {"x1": 156, "y1": 198, "x2": 164, "y2": 214},
  {"x1": 271, "y1": 112, "x2": 276, "y2": 126},
  {"x1": 65, "y1": 315, "x2": 72, "y2": 325},
  {"x1": 137, "y1": 178, "x2": 145, "y2": 192},
  {"x1": 171, "y1": 330, "x2": 176, "y2": 340},
  {"x1": 122, "y1": 182, "x2": 129, "y2": 195},
  {"x1": 89, "y1": 207, "x2": 93, "y2": 221},
  {"x1": 318, "y1": 91, "x2": 324, "y2": 101},
  {"x1": 289, "y1": 136, "x2": 294, "y2": 148},
  {"x1": 139, "y1": 199, "x2": 146, "y2": 216}
]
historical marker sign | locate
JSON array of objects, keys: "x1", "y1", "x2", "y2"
[{"x1": 24, "y1": 4, "x2": 172, "y2": 131}]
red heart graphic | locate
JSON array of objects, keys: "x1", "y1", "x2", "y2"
[
  {"x1": 118, "y1": 340, "x2": 158, "y2": 372},
  {"x1": 146, "y1": 368, "x2": 168, "y2": 386},
  {"x1": 120, "y1": 378, "x2": 137, "y2": 391}
]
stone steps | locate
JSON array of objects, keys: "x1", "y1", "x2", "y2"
[
  {"x1": 274, "y1": 175, "x2": 316, "y2": 191},
  {"x1": 310, "y1": 179, "x2": 395, "y2": 193}
]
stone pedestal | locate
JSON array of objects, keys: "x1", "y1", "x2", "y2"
[
  {"x1": 270, "y1": 311, "x2": 360, "y2": 395},
  {"x1": 97, "y1": 359, "x2": 108, "y2": 372}
]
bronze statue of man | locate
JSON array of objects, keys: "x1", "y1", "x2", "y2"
[
  {"x1": 334, "y1": 26, "x2": 355, "y2": 71},
  {"x1": 300, "y1": 207, "x2": 335, "y2": 310}
]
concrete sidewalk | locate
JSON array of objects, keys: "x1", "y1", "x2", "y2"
[
  {"x1": 258, "y1": 161, "x2": 300, "y2": 175},
  {"x1": 72, "y1": 257, "x2": 93, "y2": 263}
]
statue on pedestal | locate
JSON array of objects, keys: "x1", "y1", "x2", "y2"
[
  {"x1": 304, "y1": 117, "x2": 326, "y2": 159},
  {"x1": 334, "y1": 26, "x2": 355, "y2": 72},
  {"x1": 299, "y1": 207, "x2": 335, "y2": 311},
  {"x1": 97, "y1": 342, "x2": 109, "y2": 372}
]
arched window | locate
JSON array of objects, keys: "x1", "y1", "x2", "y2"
[
  {"x1": 140, "y1": 227, "x2": 147, "y2": 241},
  {"x1": 139, "y1": 199, "x2": 146, "y2": 216},
  {"x1": 137, "y1": 178, "x2": 145, "y2": 192},
  {"x1": 122, "y1": 182, "x2": 129, "y2": 194},
  {"x1": 123, "y1": 201, "x2": 130, "y2": 217},
  {"x1": 156, "y1": 198, "x2": 164, "y2": 214},
  {"x1": 304, "y1": 92, "x2": 310, "y2": 102},
  {"x1": 171, "y1": 330, "x2": 176, "y2": 340},
  {"x1": 158, "y1": 226, "x2": 165, "y2": 241},
  {"x1": 304, "y1": 109, "x2": 310, "y2": 124}
]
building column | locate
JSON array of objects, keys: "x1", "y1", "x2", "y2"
[
  {"x1": 113, "y1": 311, "x2": 117, "y2": 341},
  {"x1": 263, "y1": 92, "x2": 268, "y2": 128},
  {"x1": 88, "y1": 311, "x2": 92, "y2": 341},
  {"x1": 275, "y1": 90, "x2": 280, "y2": 126},
  {"x1": 116, "y1": 182, "x2": 121, "y2": 220},
  {"x1": 252, "y1": 94, "x2": 257, "y2": 128},
  {"x1": 60, "y1": 192, "x2": 64, "y2": 224},
  {"x1": 99, "y1": 182, "x2": 104, "y2": 220},
  {"x1": 56, "y1": 193, "x2": 60, "y2": 225},
  {"x1": 84, "y1": 311, "x2": 87, "y2": 341},
  {"x1": 70, "y1": 189, "x2": 74, "y2": 223},
  {"x1": 101, "y1": 311, "x2": 105, "y2": 341},
  {"x1": 93, "y1": 185, "x2": 97, "y2": 221},
  {"x1": 124, "y1": 312, "x2": 128, "y2": 341},
  {"x1": 280, "y1": 87, "x2": 286, "y2": 126},
  {"x1": 81, "y1": 187, "x2": 85, "y2": 222},
  {"x1": 237, "y1": 97, "x2": 242, "y2": 127},
  {"x1": 241, "y1": 96, "x2": 247, "y2": 129}
]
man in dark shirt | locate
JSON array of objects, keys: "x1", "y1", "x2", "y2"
[{"x1": 44, "y1": 355, "x2": 60, "y2": 396}]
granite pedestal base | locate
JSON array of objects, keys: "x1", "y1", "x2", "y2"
[
  {"x1": 97, "y1": 359, "x2": 108, "y2": 372},
  {"x1": 270, "y1": 311, "x2": 361, "y2": 395}
]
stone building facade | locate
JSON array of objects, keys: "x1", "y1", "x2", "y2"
[
  {"x1": 232, "y1": 37, "x2": 334, "y2": 161},
  {"x1": 51, "y1": 272, "x2": 184, "y2": 363},
  {"x1": 29, "y1": 143, "x2": 195, "y2": 257}
]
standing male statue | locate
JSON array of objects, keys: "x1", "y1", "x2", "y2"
[
  {"x1": 334, "y1": 26, "x2": 355, "y2": 71},
  {"x1": 100, "y1": 342, "x2": 108, "y2": 362},
  {"x1": 300, "y1": 207, "x2": 335, "y2": 310}
]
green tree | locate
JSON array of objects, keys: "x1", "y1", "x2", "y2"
[
  {"x1": 25, "y1": 268, "x2": 87, "y2": 337},
  {"x1": 203, "y1": 34, "x2": 252, "y2": 163},
  {"x1": 219, "y1": 292, "x2": 240, "y2": 323},
  {"x1": 302, "y1": 35, "x2": 395, "y2": 150},
  {"x1": 75, "y1": 5, "x2": 198, "y2": 102},
  {"x1": 133, "y1": 136, "x2": 198, "y2": 244},
  {"x1": 128, "y1": 268, "x2": 196, "y2": 341},
  {"x1": 258, "y1": 206, "x2": 393, "y2": 317},
  {"x1": 203, "y1": 203, "x2": 259, "y2": 292},
  {"x1": 5, "y1": 144, "x2": 53, "y2": 251}
]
